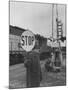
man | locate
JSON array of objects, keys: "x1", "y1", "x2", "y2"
[{"x1": 24, "y1": 51, "x2": 42, "y2": 88}]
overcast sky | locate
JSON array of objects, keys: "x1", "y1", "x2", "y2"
[{"x1": 10, "y1": 1, "x2": 66, "y2": 39}]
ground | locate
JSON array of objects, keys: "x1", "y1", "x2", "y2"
[{"x1": 9, "y1": 61, "x2": 66, "y2": 89}]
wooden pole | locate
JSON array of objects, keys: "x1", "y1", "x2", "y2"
[{"x1": 52, "y1": 4, "x2": 54, "y2": 38}]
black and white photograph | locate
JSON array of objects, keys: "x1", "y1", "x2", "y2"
[{"x1": 9, "y1": 1, "x2": 66, "y2": 89}]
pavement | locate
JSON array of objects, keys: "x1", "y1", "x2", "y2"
[{"x1": 9, "y1": 61, "x2": 66, "y2": 89}]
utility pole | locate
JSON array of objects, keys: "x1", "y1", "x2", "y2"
[
  {"x1": 56, "y1": 4, "x2": 59, "y2": 42},
  {"x1": 56, "y1": 4, "x2": 60, "y2": 48},
  {"x1": 52, "y1": 4, "x2": 54, "y2": 38}
]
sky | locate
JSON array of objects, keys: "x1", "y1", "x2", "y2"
[{"x1": 10, "y1": 1, "x2": 66, "y2": 46}]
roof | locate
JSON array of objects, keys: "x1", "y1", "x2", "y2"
[{"x1": 9, "y1": 25, "x2": 26, "y2": 36}]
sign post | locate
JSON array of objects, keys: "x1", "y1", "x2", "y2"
[{"x1": 20, "y1": 30, "x2": 41, "y2": 88}]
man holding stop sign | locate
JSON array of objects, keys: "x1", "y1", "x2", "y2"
[{"x1": 20, "y1": 30, "x2": 42, "y2": 87}]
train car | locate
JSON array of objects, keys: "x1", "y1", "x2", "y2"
[
  {"x1": 9, "y1": 25, "x2": 26, "y2": 65},
  {"x1": 9, "y1": 25, "x2": 26, "y2": 52}
]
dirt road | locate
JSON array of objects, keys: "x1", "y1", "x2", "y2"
[{"x1": 9, "y1": 61, "x2": 66, "y2": 89}]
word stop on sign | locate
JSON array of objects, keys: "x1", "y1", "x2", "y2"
[{"x1": 20, "y1": 30, "x2": 35, "y2": 52}]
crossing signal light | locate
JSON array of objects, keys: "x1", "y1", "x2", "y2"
[
  {"x1": 60, "y1": 37, "x2": 66, "y2": 42},
  {"x1": 56, "y1": 18, "x2": 63, "y2": 39}
]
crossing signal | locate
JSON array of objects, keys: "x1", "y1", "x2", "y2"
[
  {"x1": 56, "y1": 18, "x2": 63, "y2": 39},
  {"x1": 60, "y1": 37, "x2": 66, "y2": 42}
]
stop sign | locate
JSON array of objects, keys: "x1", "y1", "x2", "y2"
[{"x1": 20, "y1": 30, "x2": 35, "y2": 52}]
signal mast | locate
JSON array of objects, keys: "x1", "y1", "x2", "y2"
[
  {"x1": 55, "y1": 4, "x2": 63, "y2": 66},
  {"x1": 51, "y1": 4, "x2": 63, "y2": 67}
]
